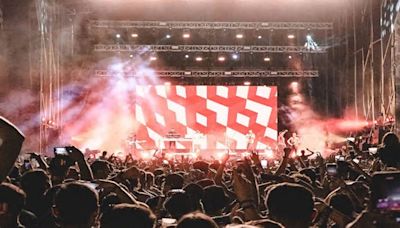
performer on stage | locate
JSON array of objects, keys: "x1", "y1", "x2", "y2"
[
  {"x1": 277, "y1": 129, "x2": 288, "y2": 151},
  {"x1": 126, "y1": 133, "x2": 146, "y2": 157},
  {"x1": 166, "y1": 128, "x2": 179, "y2": 152},
  {"x1": 287, "y1": 132, "x2": 301, "y2": 153},
  {"x1": 245, "y1": 130, "x2": 256, "y2": 151},
  {"x1": 193, "y1": 130, "x2": 203, "y2": 153}
]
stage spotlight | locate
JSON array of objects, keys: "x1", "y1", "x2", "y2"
[
  {"x1": 218, "y1": 56, "x2": 226, "y2": 62},
  {"x1": 257, "y1": 35, "x2": 262, "y2": 39},
  {"x1": 185, "y1": 54, "x2": 190, "y2": 59},
  {"x1": 305, "y1": 34, "x2": 319, "y2": 50},
  {"x1": 288, "y1": 34, "x2": 295, "y2": 39},
  {"x1": 195, "y1": 57, "x2": 203, "y2": 62},
  {"x1": 116, "y1": 34, "x2": 121, "y2": 38},
  {"x1": 150, "y1": 56, "x2": 157, "y2": 61},
  {"x1": 232, "y1": 54, "x2": 239, "y2": 60},
  {"x1": 131, "y1": 33, "x2": 138, "y2": 38},
  {"x1": 129, "y1": 54, "x2": 134, "y2": 58},
  {"x1": 183, "y1": 33, "x2": 190, "y2": 39},
  {"x1": 236, "y1": 34, "x2": 244, "y2": 39},
  {"x1": 290, "y1": 81, "x2": 300, "y2": 93},
  {"x1": 244, "y1": 81, "x2": 251, "y2": 86},
  {"x1": 288, "y1": 55, "x2": 292, "y2": 59},
  {"x1": 264, "y1": 57, "x2": 271, "y2": 62},
  {"x1": 166, "y1": 34, "x2": 171, "y2": 39}
]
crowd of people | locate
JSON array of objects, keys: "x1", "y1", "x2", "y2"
[{"x1": 0, "y1": 116, "x2": 400, "y2": 228}]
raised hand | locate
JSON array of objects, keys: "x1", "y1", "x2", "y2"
[
  {"x1": 67, "y1": 146, "x2": 85, "y2": 162},
  {"x1": 232, "y1": 168, "x2": 257, "y2": 203}
]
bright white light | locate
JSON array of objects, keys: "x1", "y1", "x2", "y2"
[
  {"x1": 183, "y1": 33, "x2": 190, "y2": 39},
  {"x1": 290, "y1": 81, "x2": 300, "y2": 93},
  {"x1": 216, "y1": 152, "x2": 225, "y2": 160},
  {"x1": 164, "y1": 82, "x2": 171, "y2": 86},
  {"x1": 264, "y1": 57, "x2": 271, "y2": 62},
  {"x1": 258, "y1": 35, "x2": 262, "y2": 39},
  {"x1": 129, "y1": 54, "x2": 134, "y2": 58},
  {"x1": 244, "y1": 81, "x2": 251, "y2": 86},
  {"x1": 195, "y1": 57, "x2": 203, "y2": 62},
  {"x1": 166, "y1": 34, "x2": 171, "y2": 39},
  {"x1": 288, "y1": 34, "x2": 295, "y2": 39},
  {"x1": 236, "y1": 34, "x2": 244, "y2": 39},
  {"x1": 190, "y1": 152, "x2": 198, "y2": 159},
  {"x1": 150, "y1": 56, "x2": 157, "y2": 61},
  {"x1": 185, "y1": 54, "x2": 189, "y2": 59},
  {"x1": 305, "y1": 34, "x2": 319, "y2": 50},
  {"x1": 116, "y1": 34, "x2": 121, "y2": 38},
  {"x1": 131, "y1": 33, "x2": 138, "y2": 38},
  {"x1": 288, "y1": 55, "x2": 292, "y2": 59},
  {"x1": 232, "y1": 54, "x2": 239, "y2": 60},
  {"x1": 242, "y1": 152, "x2": 251, "y2": 158},
  {"x1": 141, "y1": 151, "x2": 151, "y2": 160},
  {"x1": 218, "y1": 56, "x2": 226, "y2": 62}
]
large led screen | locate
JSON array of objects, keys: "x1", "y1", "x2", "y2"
[{"x1": 134, "y1": 85, "x2": 277, "y2": 151}]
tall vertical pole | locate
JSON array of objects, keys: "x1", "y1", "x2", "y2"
[
  {"x1": 370, "y1": 0, "x2": 375, "y2": 122},
  {"x1": 380, "y1": 0, "x2": 385, "y2": 118},
  {"x1": 353, "y1": 0, "x2": 358, "y2": 119}
]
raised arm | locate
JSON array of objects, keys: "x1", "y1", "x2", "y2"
[
  {"x1": 0, "y1": 117, "x2": 25, "y2": 182},
  {"x1": 274, "y1": 147, "x2": 291, "y2": 176},
  {"x1": 30, "y1": 152, "x2": 49, "y2": 170},
  {"x1": 214, "y1": 151, "x2": 229, "y2": 185},
  {"x1": 68, "y1": 146, "x2": 93, "y2": 181}
]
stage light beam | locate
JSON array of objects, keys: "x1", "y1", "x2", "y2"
[
  {"x1": 305, "y1": 34, "x2": 319, "y2": 50},
  {"x1": 236, "y1": 34, "x2": 244, "y2": 39},
  {"x1": 288, "y1": 34, "x2": 295, "y2": 39}
]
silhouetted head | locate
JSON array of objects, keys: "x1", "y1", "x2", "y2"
[{"x1": 382, "y1": 132, "x2": 399, "y2": 147}]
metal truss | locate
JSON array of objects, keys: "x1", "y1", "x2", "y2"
[
  {"x1": 90, "y1": 20, "x2": 333, "y2": 30},
  {"x1": 95, "y1": 70, "x2": 319, "y2": 78},
  {"x1": 94, "y1": 44, "x2": 328, "y2": 53}
]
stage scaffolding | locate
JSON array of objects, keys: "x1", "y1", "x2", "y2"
[
  {"x1": 93, "y1": 44, "x2": 328, "y2": 54},
  {"x1": 90, "y1": 20, "x2": 333, "y2": 30},
  {"x1": 95, "y1": 70, "x2": 319, "y2": 78},
  {"x1": 35, "y1": 0, "x2": 74, "y2": 153},
  {"x1": 333, "y1": 0, "x2": 397, "y2": 131}
]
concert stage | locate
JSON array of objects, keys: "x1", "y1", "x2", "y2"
[{"x1": 69, "y1": 85, "x2": 278, "y2": 159}]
